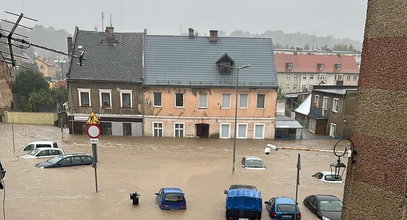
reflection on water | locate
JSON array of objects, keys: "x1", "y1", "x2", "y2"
[{"x1": 0, "y1": 124, "x2": 342, "y2": 220}]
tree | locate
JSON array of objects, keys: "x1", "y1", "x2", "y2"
[
  {"x1": 25, "y1": 88, "x2": 55, "y2": 112},
  {"x1": 13, "y1": 69, "x2": 49, "y2": 99},
  {"x1": 51, "y1": 86, "x2": 68, "y2": 110}
]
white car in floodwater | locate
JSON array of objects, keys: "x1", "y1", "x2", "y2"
[
  {"x1": 312, "y1": 171, "x2": 343, "y2": 183},
  {"x1": 21, "y1": 141, "x2": 59, "y2": 152},
  {"x1": 241, "y1": 156, "x2": 266, "y2": 170},
  {"x1": 20, "y1": 148, "x2": 64, "y2": 159}
]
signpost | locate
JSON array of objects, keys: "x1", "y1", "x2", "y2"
[
  {"x1": 86, "y1": 112, "x2": 100, "y2": 192},
  {"x1": 295, "y1": 153, "x2": 301, "y2": 205}
]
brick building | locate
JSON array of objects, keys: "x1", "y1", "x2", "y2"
[{"x1": 342, "y1": 0, "x2": 407, "y2": 219}]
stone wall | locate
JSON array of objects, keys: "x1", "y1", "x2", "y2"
[
  {"x1": 342, "y1": 0, "x2": 407, "y2": 219},
  {"x1": 4, "y1": 112, "x2": 58, "y2": 125}
]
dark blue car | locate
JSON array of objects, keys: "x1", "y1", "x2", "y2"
[
  {"x1": 265, "y1": 197, "x2": 301, "y2": 220},
  {"x1": 155, "y1": 187, "x2": 186, "y2": 210}
]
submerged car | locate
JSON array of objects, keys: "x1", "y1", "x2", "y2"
[
  {"x1": 265, "y1": 197, "x2": 301, "y2": 220},
  {"x1": 21, "y1": 141, "x2": 59, "y2": 152},
  {"x1": 303, "y1": 195, "x2": 342, "y2": 220},
  {"x1": 312, "y1": 171, "x2": 343, "y2": 183},
  {"x1": 241, "y1": 156, "x2": 266, "y2": 170},
  {"x1": 155, "y1": 187, "x2": 186, "y2": 210},
  {"x1": 35, "y1": 154, "x2": 93, "y2": 168},
  {"x1": 20, "y1": 147, "x2": 64, "y2": 159}
]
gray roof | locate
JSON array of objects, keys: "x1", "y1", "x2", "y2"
[
  {"x1": 276, "y1": 115, "x2": 303, "y2": 129},
  {"x1": 313, "y1": 88, "x2": 357, "y2": 95},
  {"x1": 144, "y1": 35, "x2": 278, "y2": 88},
  {"x1": 69, "y1": 29, "x2": 143, "y2": 83}
]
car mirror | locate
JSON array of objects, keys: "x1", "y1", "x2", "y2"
[
  {"x1": 264, "y1": 201, "x2": 270, "y2": 205},
  {"x1": 155, "y1": 193, "x2": 159, "y2": 195},
  {"x1": 224, "y1": 190, "x2": 228, "y2": 194}
]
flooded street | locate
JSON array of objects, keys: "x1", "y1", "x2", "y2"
[{"x1": 0, "y1": 123, "x2": 345, "y2": 220}]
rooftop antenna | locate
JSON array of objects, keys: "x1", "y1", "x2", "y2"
[
  {"x1": 101, "y1": 12, "x2": 104, "y2": 31},
  {"x1": 109, "y1": 13, "x2": 112, "y2": 27}
]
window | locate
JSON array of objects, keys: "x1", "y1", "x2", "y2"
[
  {"x1": 323, "y1": 96, "x2": 328, "y2": 110},
  {"x1": 329, "y1": 123, "x2": 336, "y2": 137},
  {"x1": 309, "y1": 85, "x2": 313, "y2": 90},
  {"x1": 310, "y1": 74, "x2": 314, "y2": 80},
  {"x1": 254, "y1": 124, "x2": 265, "y2": 139},
  {"x1": 153, "y1": 92, "x2": 162, "y2": 107},
  {"x1": 353, "y1": 75, "x2": 358, "y2": 81},
  {"x1": 153, "y1": 122, "x2": 163, "y2": 137},
  {"x1": 317, "y1": 63, "x2": 324, "y2": 70},
  {"x1": 286, "y1": 85, "x2": 290, "y2": 91},
  {"x1": 257, "y1": 94, "x2": 265, "y2": 108},
  {"x1": 286, "y1": 62, "x2": 293, "y2": 70},
  {"x1": 346, "y1": 75, "x2": 351, "y2": 80},
  {"x1": 220, "y1": 123, "x2": 230, "y2": 139},
  {"x1": 333, "y1": 98, "x2": 339, "y2": 112},
  {"x1": 287, "y1": 74, "x2": 291, "y2": 80},
  {"x1": 302, "y1": 85, "x2": 307, "y2": 91},
  {"x1": 320, "y1": 74, "x2": 326, "y2": 80},
  {"x1": 77, "y1": 88, "x2": 91, "y2": 107},
  {"x1": 120, "y1": 90, "x2": 132, "y2": 108},
  {"x1": 175, "y1": 93, "x2": 184, "y2": 107},
  {"x1": 99, "y1": 89, "x2": 112, "y2": 108},
  {"x1": 222, "y1": 94, "x2": 231, "y2": 109},
  {"x1": 303, "y1": 75, "x2": 307, "y2": 80},
  {"x1": 240, "y1": 94, "x2": 248, "y2": 108},
  {"x1": 293, "y1": 85, "x2": 297, "y2": 90},
  {"x1": 174, "y1": 123, "x2": 184, "y2": 138},
  {"x1": 237, "y1": 123, "x2": 247, "y2": 139},
  {"x1": 335, "y1": 64, "x2": 342, "y2": 71},
  {"x1": 314, "y1": 95, "x2": 320, "y2": 107},
  {"x1": 198, "y1": 93, "x2": 207, "y2": 108},
  {"x1": 294, "y1": 75, "x2": 298, "y2": 80},
  {"x1": 123, "y1": 123, "x2": 132, "y2": 136}
]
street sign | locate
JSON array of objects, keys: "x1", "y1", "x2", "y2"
[
  {"x1": 86, "y1": 112, "x2": 100, "y2": 125},
  {"x1": 90, "y1": 138, "x2": 99, "y2": 144},
  {"x1": 87, "y1": 124, "x2": 101, "y2": 139}
]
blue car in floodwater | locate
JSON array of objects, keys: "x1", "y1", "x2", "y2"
[
  {"x1": 264, "y1": 197, "x2": 301, "y2": 220},
  {"x1": 155, "y1": 187, "x2": 187, "y2": 210}
]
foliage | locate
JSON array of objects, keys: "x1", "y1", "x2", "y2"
[
  {"x1": 13, "y1": 69, "x2": 49, "y2": 99},
  {"x1": 51, "y1": 86, "x2": 68, "y2": 108}
]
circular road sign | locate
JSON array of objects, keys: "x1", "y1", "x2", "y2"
[{"x1": 87, "y1": 124, "x2": 101, "y2": 139}]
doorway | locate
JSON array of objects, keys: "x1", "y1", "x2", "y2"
[{"x1": 196, "y1": 124, "x2": 209, "y2": 138}]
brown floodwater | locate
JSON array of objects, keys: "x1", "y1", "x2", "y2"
[{"x1": 0, "y1": 123, "x2": 345, "y2": 220}]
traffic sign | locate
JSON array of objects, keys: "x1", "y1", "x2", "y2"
[
  {"x1": 90, "y1": 138, "x2": 99, "y2": 144},
  {"x1": 87, "y1": 124, "x2": 101, "y2": 138},
  {"x1": 86, "y1": 112, "x2": 100, "y2": 125}
]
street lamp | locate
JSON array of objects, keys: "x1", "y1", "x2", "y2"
[
  {"x1": 330, "y1": 138, "x2": 356, "y2": 179},
  {"x1": 221, "y1": 63, "x2": 251, "y2": 174}
]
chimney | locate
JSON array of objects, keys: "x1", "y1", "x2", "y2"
[
  {"x1": 188, "y1": 28, "x2": 194, "y2": 38},
  {"x1": 67, "y1": 36, "x2": 73, "y2": 55},
  {"x1": 105, "y1": 26, "x2": 114, "y2": 36},
  {"x1": 209, "y1": 30, "x2": 218, "y2": 42}
]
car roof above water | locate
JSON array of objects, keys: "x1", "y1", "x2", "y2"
[{"x1": 274, "y1": 197, "x2": 296, "y2": 204}]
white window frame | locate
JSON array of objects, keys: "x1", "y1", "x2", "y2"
[
  {"x1": 346, "y1": 75, "x2": 351, "y2": 80},
  {"x1": 119, "y1": 89, "x2": 133, "y2": 108},
  {"x1": 239, "y1": 94, "x2": 248, "y2": 109},
  {"x1": 175, "y1": 93, "x2": 184, "y2": 108},
  {"x1": 220, "y1": 123, "x2": 231, "y2": 139},
  {"x1": 152, "y1": 122, "x2": 164, "y2": 137},
  {"x1": 303, "y1": 75, "x2": 307, "y2": 80},
  {"x1": 310, "y1": 74, "x2": 314, "y2": 80},
  {"x1": 293, "y1": 84, "x2": 297, "y2": 90},
  {"x1": 302, "y1": 85, "x2": 307, "y2": 91},
  {"x1": 329, "y1": 123, "x2": 337, "y2": 137},
  {"x1": 153, "y1": 92, "x2": 162, "y2": 107},
  {"x1": 323, "y1": 96, "x2": 328, "y2": 110},
  {"x1": 198, "y1": 93, "x2": 208, "y2": 109},
  {"x1": 286, "y1": 85, "x2": 290, "y2": 91},
  {"x1": 99, "y1": 89, "x2": 112, "y2": 108},
  {"x1": 253, "y1": 123, "x2": 265, "y2": 139},
  {"x1": 314, "y1": 95, "x2": 320, "y2": 107},
  {"x1": 309, "y1": 85, "x2": 313, "y2": 90},
  {"x1": 222, "y1": 94, "x2": 231, "y2": 109},
  {"x1": 174, "y1": 122, "x2": 185, "y2": 138},
  {"x1": 287, "y1": 74, "x2": 291, "y2": 80},
  {"x1": 256, "y1": 94, "x2": 266, "y2": 109},
  {"x1": 333, "y1": 98, "x2": 339, "y2": 113},
  {"x1": 237, "y1": 123, "x2": 248, "y2": 139},
  {"x1": 77, "y1": 88, "x2": 91, "y2": 107}
]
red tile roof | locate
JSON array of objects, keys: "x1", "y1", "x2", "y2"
[{"x1": 274, "y1": 53, "x2": 359, "y2": 74}]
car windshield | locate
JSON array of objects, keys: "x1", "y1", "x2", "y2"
[
  {"x1": 164, "y1": 193, "x2": 184, "y2": 202},
  {"x1": 28, "y1": 149, "x2": 41, "y2": 156},
  {"x1": 324, "y1": 174, "x2": 342, "y2": 181},
  {"x1": 319, "y1": 200, "x2": 343, "y2": 211},
  {"x1": 277, "y1": 204, "x2": 296, "y2": 212},
  {"x1": 47, "y1": 156, "x2": 63, "y2": 164},
  {"x1": 246, "y1": 159, "x2": 264, "y2": 168}
]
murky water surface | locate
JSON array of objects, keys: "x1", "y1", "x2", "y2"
[{"x1": 0, "y1": 124, "x2": 345, "y2": 220}]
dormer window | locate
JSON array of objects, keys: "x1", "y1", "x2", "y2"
[
  {"x1": 335, "y1": 64, "x2": 341, "y2": 71},
  {"x1": 317, "y1": 63, "x2": 324, "y2": 71},
  {"x1": 216, "y1": 53, "x2": 235, "y2": 75},
  {"x1": 286, "y1": 62, "x2": 293, "y2": 70}
]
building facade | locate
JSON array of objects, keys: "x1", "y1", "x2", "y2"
[
  {"x1": 275, "y1": 52, "x2": 359, "y2": 96},
  {"x1": 34, "y1": 56, "x2": 56, "y2": 80},
  {"x1": 67, "y1": 27, "x2": 144, "y2": 136},
  {"x1": 143, "y1": 30, "x2": 278, "y2": 139},
  {"x1": 0, "y1": 61, "x2": 13, "y2": 119}
]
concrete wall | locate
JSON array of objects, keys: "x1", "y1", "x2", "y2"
[
  {"x1": 4, "y1": 112, "x2": 58, "y2": 125},
  {"x1": 342, "y1": 0, "x2": 407, "y2": 219}
]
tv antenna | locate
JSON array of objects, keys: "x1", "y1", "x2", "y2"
[{"x1": 0, "y1": 11, "x2": 86, "y2": 69}]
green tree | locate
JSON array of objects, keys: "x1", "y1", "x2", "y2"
[
  {"x1": 51, "y1": 86, "x2": 68, "y2": 109},
  {"x1": 25, "y1": 88, "x2": 55, "y2": 112},
  {"x1": 13, "y1": 69, "x2": 49, "y2": 99}
]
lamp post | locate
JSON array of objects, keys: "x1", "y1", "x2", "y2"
[
  {"x1": 222, "y1": 63, "x2": 250, "y2": 174},
  {"x1": 330, "y1": 138, "x2": 356, "y2": 179}
]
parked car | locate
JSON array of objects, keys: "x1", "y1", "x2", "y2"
[
  {"x1": 265, "y1": 197, "x2": 301, "y2": 220},
  {"x1": 312, "y1": 171, "x2": 343, "y2": 183},
  {"x1": 155, "y1": 187, "x2": 187, "y2": 210},
  {"x1": 35, "y1": 154, "x2": 93, "y2": 168},
  {"x1": 21, "y1": 141, "x2": 59, "y2": 152},
  {"x1": 241, "y1": 156, "x2": 266, "y2": 170},
  {"x1": 20, "y1": 148, "x2": 64, "y2": 159},
  {"x1": 303, "y1": 195, "x2": 342, "y2": 220},
  {"x1": 228, "y1": 184, "x2": 258, "y2": 191},
  {"x1": 225, "y1": 187, "x2": 262, "y2": 220}
]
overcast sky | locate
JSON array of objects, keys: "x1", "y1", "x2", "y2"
[{"x1": 3, "y1": 0, "x2": 368, "y2": 41}]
